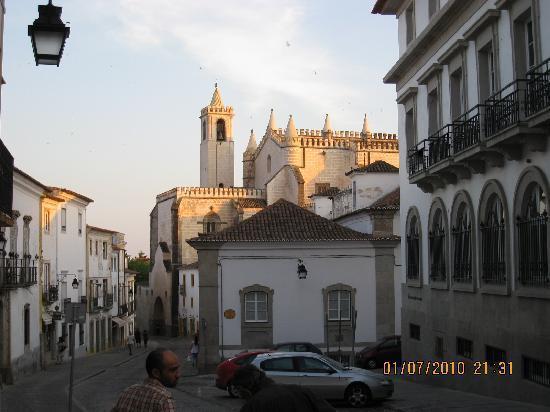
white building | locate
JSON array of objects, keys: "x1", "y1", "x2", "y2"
[
  {"x1": 374, "y1": 0, "x2": 550, "y2": 406},
  {"x1": 188, "y1": 199, "x2": 399, "y2": 370},
  {"x1": 178, "y1": 262, "x2": 199, "y2": 337}
]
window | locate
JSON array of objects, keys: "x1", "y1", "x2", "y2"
[
  {"x1": 517, "y1": 182, "x2": 548, "y2": 288},
  {"x1": 434, "y1": 336, "x2": 444, "y2": 358},
  {"x1": 261, "y1": 357, "x2": 295, "y2": 372},
  {"x1": 405, "y1": 107, "x2": 416, "y2": 149},
  {"x1": 406, "y1": 209, "x2": 421, "y2": 281},
  {"x1": 513, "y1": 10, "x2": 537, "y2": 78},
  {"x1": 190, "y1": 297, "x2": 194, "y2": 308},
  {"x1": 44, "y1": 263, "x2": 51, "y2": 290},
  {"x1": 24, "y1": 304, "x2": 30, "y2": 346},
  {"x1": 427, "y1": 89, "x2": 440, "y2": 135},
  {"x1": 79, "y1": 324, "x2": 84, "y2": 346},
  {"x1": 450, "y1": 68, "x2": 464, "y2": 120},
  {"x1": 315, "y1": 183, "x2": 330, "y2": 195},
  {"x1": 102, "y1": 242, "x2": 107, "y2": 259},
  {"x1": 428, "y1": 0, "x2": 439, "y2": 18},
  {"x1": 89, "y1": 240, "x2": 92, "y2": 255},
  {"x1": 479, "y1": 43, "x2": 496, "y2": 102},
  {"x1": 456, "y1": 337, "x2": 473, "y2": 359},
  {"x1": 191, "y1": 274, "x2": 195, "y2": 287},
  {"x1": 44, "y1": 210, "x2": 50, "y2": 233},
  {"x1": 523, "y1": 357, "x2": 550, "y2": 387},
  {"x1": 480, "y1": 193, "x2": 507, "y2": 285},
  {"x1": 78, "y1": 212, "x2": 82, "y2": 235},
  {"x1": 486, "y1": 345, "x2": 506, "y2": 363},
  {"x1": 405, "y1": 2, "x2": 415, "y2": 45},
  {"x1": 95, "y1": 240, "x2": 98, "y2": 256},
  {"x1": 429, "y1": 202, "x2": 447, "y2": 283},
  {"x1": 23, "y1": 216, "x2": 31, "y2": 259},
  {"x1": 352, "y1": 181, "x2": 357, "y2": 210},
  {"x1": 244, "y1": 291, "x2": 268, "y2": 322},
  {"x1": 216, "y1": 119, "x2": 226, "y2": 141},
  {"x1": 267, "y1": 155, "x2": 272, "y2": 173},
  {"x1": 234, "y1": 354, "x2": 258, "y2": 366},
  {"x1": 61, "y1": 208, "x2": 67, "y2": 232},
  {"x1": 298, "y1": 357, "x2": 333, "y2": 374},
  {"x1": 525, "y1": 18, "x2": 535, "y2": 70},
  {"x1": 328, "y1": 290, "x2": 351, "y2": 320},
  {"x1": 452, "y1": 201, "x2": 473, "y2": 283},
  {"x1": 410, "y1": 323, "x2": 420, "y2": 340},
  {"x1": 202, "y1": 120, "x2": 206, "y2": 141},
  {"x1": 203, "y1": 210, "x2": 221, "y2": 234}
]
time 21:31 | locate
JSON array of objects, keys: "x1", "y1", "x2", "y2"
[{"x1": 473, "y1": 361, "x2": 513, "y2": 375}]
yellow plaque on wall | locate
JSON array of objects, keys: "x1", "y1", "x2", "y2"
[{"x1": 224, "y1": 309, "x2": 236, "y2": 319}]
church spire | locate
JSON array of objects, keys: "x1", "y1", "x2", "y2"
[
  {"x1": 245, "y1": 129, "x2": 257, "y2": 153},
  {"x1": 322, "y1": 113, "x2": 333, "y2": 138},
  {"x1": 362, "y1": 113, "x2": 371, "y2": 136},
  {"x1": 285, "y1": 114, "x2": 298, "y2": 144},
  {"x1": 266, "y1": 108, "x2": 277, "y2": 132},
  {"x1": 210, "y1": 82, "x2": 224, "y2": 107}
]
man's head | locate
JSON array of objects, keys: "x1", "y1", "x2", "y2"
[
  {"x1": 231, "y1": 364, "x2": 274, "y2": 398},
  {"x1": 146, "y1": 348, "x2": 181, "y2": 388}
]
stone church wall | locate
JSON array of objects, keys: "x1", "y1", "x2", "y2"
[{"x1": 254, "y1": 138, "x2": 283, "y2": 189}]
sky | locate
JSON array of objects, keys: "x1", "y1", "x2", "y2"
[{"x1": 1, "y1": 0, "x2": 398, "y2": 256}]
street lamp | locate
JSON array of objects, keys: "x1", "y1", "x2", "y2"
[
  {"x1": 71, "y1": 277, "x2": 78, "y2": 289},
  {"x1": 297, "y1": 259, "x2": 308, "y2": 280},
  {"x1": 28, "y1": 0, "x2": 70, "y2": 66}
]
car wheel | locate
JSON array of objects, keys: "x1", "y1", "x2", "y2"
[
  {"x1": 227, "y1": 382, "x2": 239, "y2": 398},
  {"x1": 367, "y1": 359, "x2": 377, "y2": 369},
  {"x1": 345, "y1": 383, "x2": 371, "y2": 408}
]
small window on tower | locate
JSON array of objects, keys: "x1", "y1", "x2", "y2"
[
  {"x1": 202, "y1": 120, "x2": 206, "y2": 141},
  {"x1": 216, "y1": 119, "x2": 226, "y2": 141}
]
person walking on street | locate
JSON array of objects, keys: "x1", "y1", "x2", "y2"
[
  {"x1": 143, "y1": 330, "x2": 149, "y2": 349},
  {"x1": 135, "y1": 329, "x2": 142, "y2": 348},
  {"x1": 112, "y1": 348, "x2": 181, "y2": 412},
  {"x1": 56, "y1": 336, "x2": 67, "y2": 364},
  {"x1": 128, "y1": 333, "x2": 135, "y2": 356},
  {"x1": 189, "y1": 335, "x2": 199, "y2": 368}
]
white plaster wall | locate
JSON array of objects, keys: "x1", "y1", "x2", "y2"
[
  {"x1": 312, "y1": 196, "x2": 333, "y2": 219},
  {"x1": 335, "y1": 213, "x2": 373, "y2": 234},
  {"x1": 217, "y1": 243, "x2": 377, "y2": 349},
  {"x1": 179, "y1": 268, "x2": 199, "y2": 323},
  {"x1": 351, "y1": 173, "x2": 399, "y2": 211}
]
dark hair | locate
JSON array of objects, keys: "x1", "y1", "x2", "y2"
[
  {"x1": 146, "y1": 348, "x2": 168, "y2": 377},
  {"x1": 231, "y1": 364, "x2": 274, "y2": 395}
]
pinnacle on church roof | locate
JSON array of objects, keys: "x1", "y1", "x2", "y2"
[
  {"x1": 322, "y1": 113, "x2": 332, "y2": 133},
  {"x1": 246, "y1": 129, "x2": 257, "y2": 153},
  {"x1": 266, "y1": 108, "x2": 277, "y2": 132},
  {"x1": 285, "y1": 114, "x2": 298, "y2": 142},
  {"x1": 210, "y1": 82, "x2": 224, "y2": 107},
  {"x1": 362, "y1": 113, "x2": 371, "y2": 135}
]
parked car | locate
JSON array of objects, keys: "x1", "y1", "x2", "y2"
[
  {"x1": 356, "y1": 335, "x2": 401, "y2": 369},
  {"x1": 272, "y1": 342, "x2": 323, "y2": 355},
  {"x1": 216, "y1": 351, "x2": 270, "y2": 397},
  {"x1": 250, "y1": 352, "x2": 393, "y2": 408}
]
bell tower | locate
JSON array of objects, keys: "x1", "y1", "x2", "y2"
[{"x1": 200, "y1": 83, "x2": 235, "y2": 188}]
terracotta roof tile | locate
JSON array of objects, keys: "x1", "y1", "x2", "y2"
[
  {"x1": 188, "y1": 199, "x2": 399, "y2": 243},
  {"x1": 236, "y1": 198, "x2": 267, "y2": 209},
  {"x1": 345, "y1": 160, "x2": 399, "y2": 175},
  {"x1": 310, "y1": 187, "x2": 341, "y2": 198},
  {"x1": 367, "y1": 188, "x2": 400, "y2": 210}
]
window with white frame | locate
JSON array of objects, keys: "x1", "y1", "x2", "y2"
[
  {"x1": 61, "y1": 208, "x2": 67, "y2": 232},
  {"x1": 244, "y1": 291, "x2": 268, "y2": 322},
  {"x1": 102, "y1": 242, "x2": 107, "y2": 260},
  {"x1": 479, "y1": 42, "x2": 496, "y2": 102},
  {"x1": 328, "y1": 290, "x2": 351, "y2": 321},
  {"x1": 44, "y1": 210, "x2": 50, "y2": 233},
  {"x1": 450, "y1": 68, "x2": 464, "y2": 120}
]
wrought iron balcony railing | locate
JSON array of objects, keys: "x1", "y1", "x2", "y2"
[
  {"x1": 407, "y1": 140, "x2": 428, "y2": 177},
  {"x1": 0, "y1": 257, "x2": 38, "y2": 289},
  {"x1": 43, "y1": 284, "x2": 59, "y2": 304},
  {"x1": 452, "y1": 105, "x2": 482, "y2": 154},
  {"x1": 526, "y1": 58, "x2": 550, "y2": 117}
]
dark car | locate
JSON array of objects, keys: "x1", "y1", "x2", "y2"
[
  {"x1": 272, "y1": 342, "x2": 323, "y2": 355},
  {"x1": 216, "y1": 351, "x2": 270, "y2": 397},
  {"x1": 356, "y1": 336, "x2": 401, "y2": 369}
]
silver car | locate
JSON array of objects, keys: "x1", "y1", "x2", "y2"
[{"x1": 249, "y1": 352, "x2": 393, "y2": 408}]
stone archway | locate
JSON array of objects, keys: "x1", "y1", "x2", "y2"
[{"x1": 152, "y1": 297, "x2": 166, "y2": 336}]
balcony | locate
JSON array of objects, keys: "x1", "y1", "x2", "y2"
[
  {"x1": 0, "y1": 257, "x2": 38, "y2": 289},
  {"x1": 43, "y1": 284, "x2": 59, "y2": 304},
  {"x1": 408, "y1": 58, "x2": 550, "y2": 192}
]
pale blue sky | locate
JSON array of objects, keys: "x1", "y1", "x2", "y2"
[{"x1": 2, "y1": 0, "x2": 397, "y2": 255}]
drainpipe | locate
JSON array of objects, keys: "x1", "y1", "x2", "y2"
[{"x1": 218, "y1": 259, "x2": 224, "y2": 361}]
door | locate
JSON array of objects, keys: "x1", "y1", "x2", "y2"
[
  {"x1": 259, "y1": 356, "x2": 301, "y2": 385},
  {"x1": 295, "y1": 356, "x2": 343, "y2": 399}
]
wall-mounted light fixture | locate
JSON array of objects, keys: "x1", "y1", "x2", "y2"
[
  {"x1": 297, "y1": 259, "x2": 308, "y2": 280},
  {"x1": 71, "y1": 277, "x2": 79, "y2": 290}
]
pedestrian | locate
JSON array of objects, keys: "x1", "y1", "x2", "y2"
[
  {"x1": 143, "y1": 330, "x2": 149, "y2": 349},
  {"x1": 128, "y1": 333, "x2": 135, "y2": 356},
  {"x1": 135, "y1": 329, "x2": 142, "y2": 348},
  {"x1": 111, "y1": 348, "x2": 181, "y2": 412},
  {"x1": 189, "y1": 335, "x2": 199, "y2": 368},
  {"x1": 232, "y1": 364, "x2": 336, "y2": 412},
  {"x1": 56, "y1": 336, "x2": 67, "y2": 364}
]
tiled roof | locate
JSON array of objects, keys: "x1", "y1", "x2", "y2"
[
  {"x1": 87, "y1": 225, "x2": 118, "y2": 234},
  {"x1": 345, "y1": 160, "x2": 399, "y2": 175},
  {"x1": 367, "y1": 188, "x2": 400, "y2": 210},
  {"x1": 309, "y1": 187, "x2": 341, "y2": 198},
  {"x1": 236, "y1": 198, "x2": 267, "y2": 209},
  {"x1": 49, "y1": 186, "x2": 94, "y2": 203},
  {"x1": 188, "y1": 199, "x2": 398, "y2": 244}
]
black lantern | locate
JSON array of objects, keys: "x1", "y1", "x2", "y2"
[
  {"x1": 71, "y1": 277, "x2": 79, "y2": 289},
  {"x1": 28, "y1": 1, "x2": 70, "y2": 66},
  {"x1": 297, "y1": 259, "x2": 308, "y2": 280},
  {"x1": 0, "y1": 230, "x2": 6, "y2": 257}
]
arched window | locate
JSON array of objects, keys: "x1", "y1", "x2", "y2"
[
  {"x1": 428, "y1": 199, "x2": 448, "y2": 284},
  {"x1": 267, "y1": 155, "x2": 272, "y2": 174},
  {"x1": 203, "y1": 210, "x2": 221, "y2": 234},
  {"x1": 216, "y1": 119, "x2": 226, "y2": 141},
  {"x1": 406, "y1": 208, "x2": 421, "y2": 282},
  {"x1": 480, "y1": 183, "x2": 507, "y2": 286},
  {"x1": 515, "y1": 168, "x2": 549, "y2": 288},
  {"x1": 451, "y1": 192, "x2": 474, "y2": 285}
]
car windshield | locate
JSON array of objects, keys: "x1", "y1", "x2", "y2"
[{"x1": 320, "y1": 355, "x2": 345, "y2": 371}]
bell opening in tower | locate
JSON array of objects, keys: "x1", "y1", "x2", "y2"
[{"x1": 216, "y1": 119, "x2": 226, "y2": 141}]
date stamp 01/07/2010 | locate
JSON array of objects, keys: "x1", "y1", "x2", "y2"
[{"x1": 383, "y1": 361, "x2": 514, "y2": 376}]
